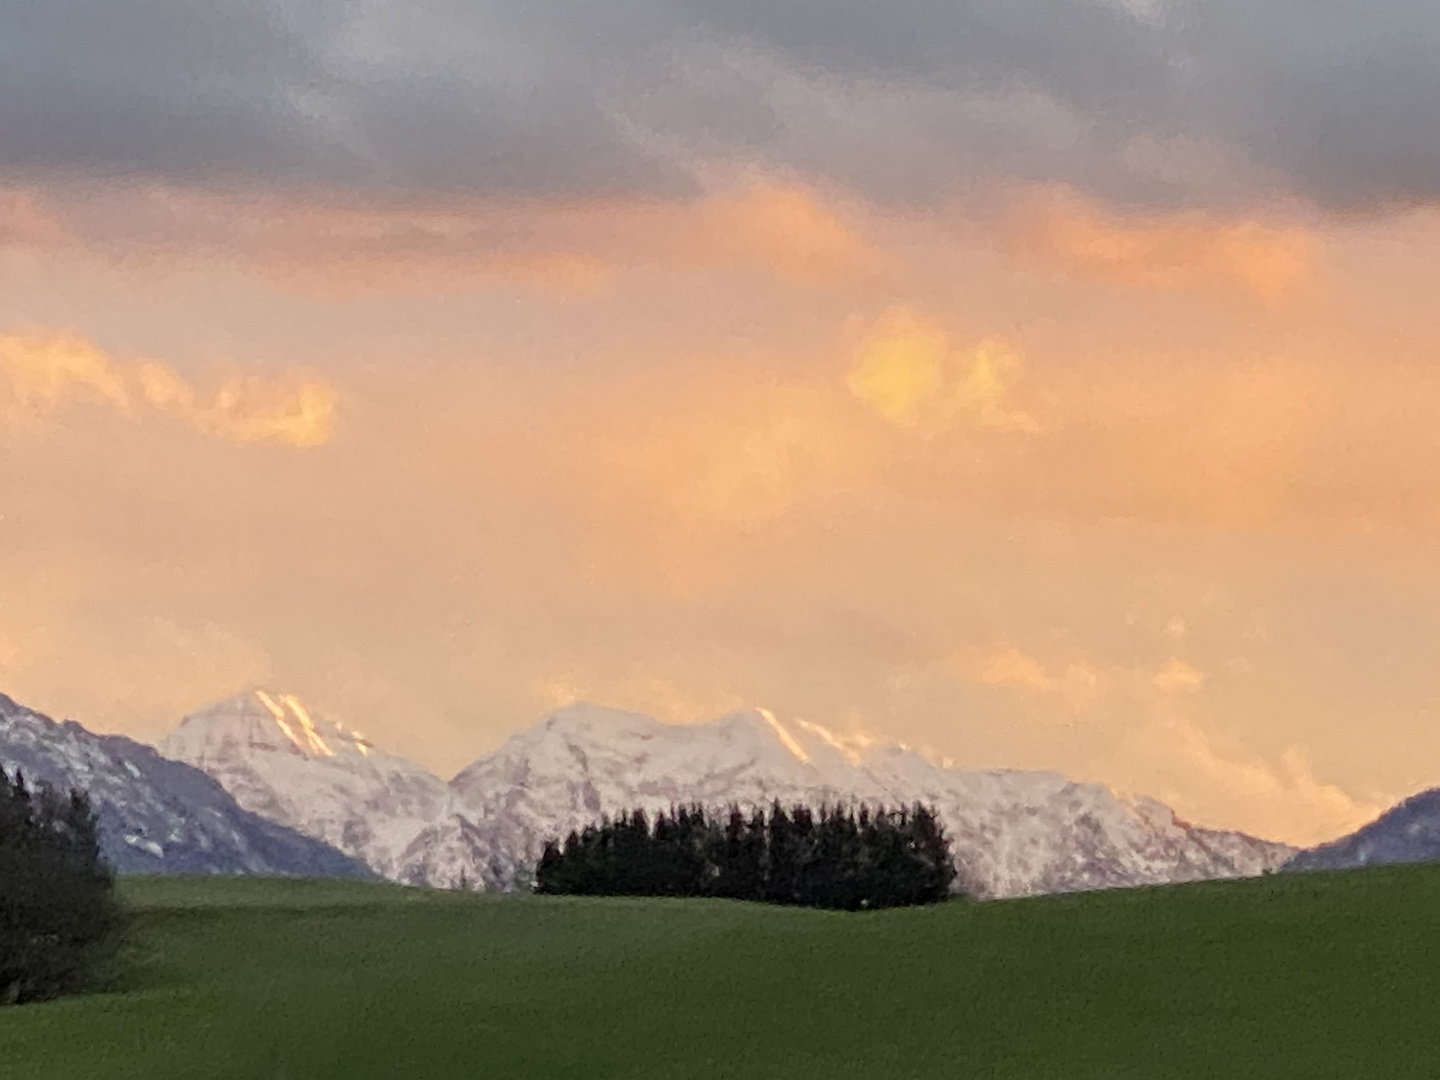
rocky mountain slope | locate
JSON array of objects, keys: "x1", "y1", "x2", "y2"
[
  {"x1": 1285, "y1": 788, "x2": 1440, "y2": 874},
  {"x1": 0, "y1": 692, "x2": 369, "y2": 877},
  {"x1": 164, "y1": 693, "x2": 1296, "y2": 897}
]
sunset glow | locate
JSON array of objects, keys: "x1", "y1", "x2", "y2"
[{"x1": 9, "y1": 0, "x2": 1440, "y2": 852}]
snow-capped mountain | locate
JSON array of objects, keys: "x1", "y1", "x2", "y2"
[
  {"x1": 161, "y1": 690, "x2": 457, "y2": 883},
  {"x1": 164, "y1": 694, "x2": 1295, "y2": 898},
  {"x1": 445, "y1": 704, "x2": 1297, "y2": 898},
  {"x1": 0, "y1": 692, "x2": 368, "y2": 878},
  {"x1": 1283, "y1": 788, "x2": 1440, "y2": 874}
]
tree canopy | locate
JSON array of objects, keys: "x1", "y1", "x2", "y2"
[{"x1": 536, "y1": 801, "x2": 957, "y2": 910}]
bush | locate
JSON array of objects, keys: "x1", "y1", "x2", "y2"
[
  {"x1": 535, "y1": 801, "x2": 958, "y2": 910},
  {"x1": 0, "y1": 768, "x2": 122, "y2": 1004}
]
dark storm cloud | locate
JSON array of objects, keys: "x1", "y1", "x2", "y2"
[
  {"x1": 3, "y1": 0, "x2": 1440, "y2": 213},
  {"x1": 0, "y1": 0, "x2": 695, "y2": 200},
  {"x1": 675, "y1": 0, "x2": 1440, "y2": 213},
  {"x1": 1177, "y1": 0, "x2": 1440, "y2": 211}
]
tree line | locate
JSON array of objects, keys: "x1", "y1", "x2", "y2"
[
  {"x1": 535, "y1": 801, "x2": 957, "y2": 910},
  {"x1": 0, "y1": 769, "x2": 121, "y2": 1004}
]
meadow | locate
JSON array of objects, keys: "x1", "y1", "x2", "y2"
[{"x1": 5, "y1": 866, "x2": 1440, "y2": 1079}]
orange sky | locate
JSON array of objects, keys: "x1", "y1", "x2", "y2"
[{"x1": 8, "y1": 0, "x2": 1440, "y2": 846}]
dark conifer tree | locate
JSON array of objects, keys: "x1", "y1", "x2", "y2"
[
  {"x1": 614, "y1": 810, "x2": 648, "y2": 895},
  {"x1": 535, "y1": 840, "x2": 565, "y2": 894},
  {"x1": 763, "y1": 802, "x2": 794, "y2": 904},
  {"x1": 650, "y1": 808, "x2": 679, "y2": 895},
  {"x1": 905, "y1": 802, "x2": 953, "y2": 901},
  {"x1": 0, "y1": 769, "x2": 122, "y2": 1004},
  {"x1": 679, "y1": 804, "x2": 713, "y2": 895},
  {"x1": 532, "y1": 798, "x2": 960, "y2": 910},
  {"x1": 708, "y1": 807, "x2": 742, "y2": 900}
]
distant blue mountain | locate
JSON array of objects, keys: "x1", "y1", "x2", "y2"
[
  {"x1": 1285, "y1": 789, "x2": 1440, "y2": 873},
  {"x1": 0, "y1": 692, "x2": 371, "y2": 878}
]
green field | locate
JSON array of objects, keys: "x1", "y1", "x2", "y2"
[{"x1": 5, "y1": 866, "x2": 1440, "y2": 1079}]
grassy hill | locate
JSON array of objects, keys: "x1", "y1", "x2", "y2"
[{"x1": 5, "y1": 866, "x2": 1440, "y2": 1079}]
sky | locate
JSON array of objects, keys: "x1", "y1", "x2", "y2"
[{"x1": 5, "y1": 0, "x2": 1440, "y2": 846}]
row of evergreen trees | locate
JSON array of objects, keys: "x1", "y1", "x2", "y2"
[
  {"x1": 535, "y1": 802, "x2": 957, "y2": 910},
  {"x1": 0, "y1": 769, "x2": 121, "y2": 1004}
]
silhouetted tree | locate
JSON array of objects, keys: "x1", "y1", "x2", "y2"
[
  {"x1": 0, "y1": 769, "x2": 122, "y2": 1004},
  {"x1": 533, "y1": 799, "x2": 959, "y2": 910},
  {"x1": 535, "y1": 840, "x2": 565, "y2": 894},
  {"x1": 909, "y1": 803, "x2": 957, "y2": 900}
]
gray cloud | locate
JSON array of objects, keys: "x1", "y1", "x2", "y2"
[
  {"x1": 0, "y1": 0, "x2": 695, "y2": 201},
  {"x1": 3, "y1": 0, "x2": 1440, "y2": 214},
  {"x1": 1177, "y1": 0, "x2": 1440, "y2": 211},
  {"x1": 673, "y1": 0, "x2": 1440, "y2": 213}
]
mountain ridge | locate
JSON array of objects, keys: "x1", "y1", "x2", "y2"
[
  {"x1": 161, "y1": 688, "x2": 455, "y2": 882},
  {"x1": 1284, "y1": 787, "x2": 1440, "y2": 874},
  {"x1": 0, "y1": 691, "x2": 371, "y2": 878},
  {"x1": 162, "y1": 691, "x2": 1297, "y2": 897}
]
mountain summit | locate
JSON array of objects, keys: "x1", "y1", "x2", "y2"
[
  {"x1": 161, "y1": 690, "x2": 455, "y2": 882},
  {"x1": 0, "y1": 691, "x2": 368, "y2": 877},
  {"x1": 446, "y1": 702, "x2": 1296, "y2": 898},
  {"x1": 165, "y1": 695, "x2": 1296, "y2": 897}
]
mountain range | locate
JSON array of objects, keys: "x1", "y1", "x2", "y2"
[
  {"x1": 157, "y1": 690, "x2": 1297, "y2": 898},
  {"x1": 0, "y1": 692, "x2": 369, "y2": 878},
  {"x1": 14, "y1": 682, "x2": 1440, "y2": 895}
]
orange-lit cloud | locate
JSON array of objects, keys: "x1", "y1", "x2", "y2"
[
  {"x1": 952, "y1": 645, "x2": 1208, "y2": 714},
  {"x1": 846, "y1": 308, "x2": 946, "y2": 424},
  {"x1": 963, "y1": 645, "x2": 1106, "y2": 713},
  {"x1": 135, "y1": 362, "x2": 338, "y2": 449},
  {"x1": 0, "y1": 180, "x2": 883, "y2": 294},
  {"x1": 0, "y1": 335, "x2": 337, "y2": 448},
  {"x1": 846, "y1": 309, "x2": 1038, "y2": 432},
  {"x1": 0, "y1": 334, "x2": 131, "y2": 410},
  {"x1": 999, "y1": 188, "x2": 1319, "y2": 302},
  {"x1": 699, "y1": 183, "x2": 886, "y2": 283},
  {"x1": 1152, "y1": 658, "x2": 1206, "y2": 694},
  {"x1": 0, "y1": 544, "x2": 274, "y2": 737},
  {"x1": 837, "y1": 336, "x2": 1440, "y2": 535},
  {"x1": 1004, "y1": 355, "x2": 1440, "y2": 532},
  {"x1": 930, "y1": 639, "x2": 1375, "y2": 844},
  {"x1": 2, "y1": 332, "x2": 1430, "y2": 846},
  {"x1": 8, "y1": 164, "x2": 1440, "y2": 858},
  {"x1": 1134, "y1": 713, "x2": 1385, "y2": 846},
  {"x1": 585, "y1": 365, "x2": 872, "y2": 538}
]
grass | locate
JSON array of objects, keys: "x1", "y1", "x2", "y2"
[{"x1": 5, "y1": 865, "x2": 1440, "y2": 1079}]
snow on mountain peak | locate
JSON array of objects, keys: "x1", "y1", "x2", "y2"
[
  {"x1": 753, "y1": 707, "x2": 810, "y2": 763},
  {"x1": 538, "y1": 702, "x2": 667, "y2": 741},
  {"x1": 168, "y1": 689, "x2": 376, "y2": 763},
  {"x1": 792, "y1": 717, "x2": 871, "y2": 766},
  {"x1": 0, "y1": 691, "x2": 368, "y2": 878},
  {"x1": 255, "y1": 690, "x2": 337, "y2": 758},
  {"x1": 161, "y1": 692, "x2": 1298, "y2": 898},
  {"x1": 444, "y1": 704, "x2": 1296, "y2": 897},
  {"x1": 160, "y1": 690, "x2": 450, "y2": 881}
]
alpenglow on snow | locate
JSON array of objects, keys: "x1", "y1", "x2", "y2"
[{"x1": 161, "y1": 691, "x2": 1296, "y2": 897}]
